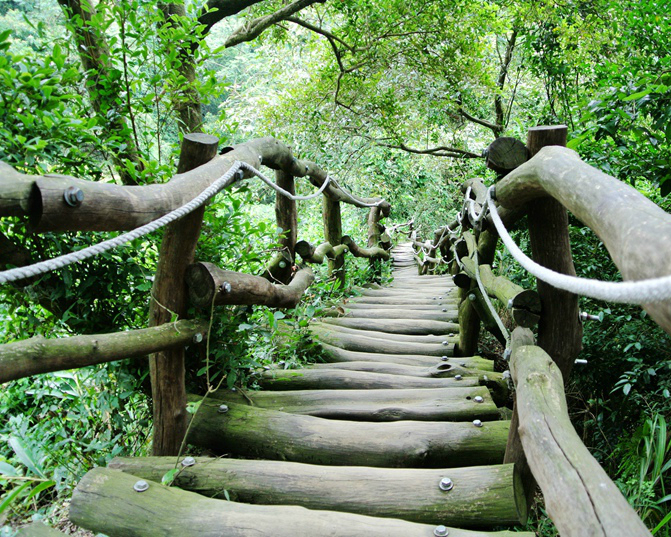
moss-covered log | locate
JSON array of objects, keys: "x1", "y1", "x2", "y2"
[
  {"x1": 187, "y1": 401, "x2": 510, "y2": 468},
  {"x1": 186, "y1": 261, "x2": 313, "y2": 308},
  {"x1": 313, "y1": 359, "x2": 495, "y2": 377},
  {"x1": 206, "y1": 386, "x2": 499, "y2": 421},
  {"x1": 341, "y1": 235, "x2": 390, "y2": 260},
  {"x1": 16, "y1": 523, "x2": 68, "y2": 537},
  {"x1": 310, "y1": 323, "x2": 457, "y2": 356},
  {"x1": 0, "y1": 319, "x2": 207, "y2": 384},
  {"x1": 70, "y1": 468, "x2": 532, "y2": 537},
  {"x1": 511, "y1": 343, "x2": 650, "y2": 537},
  {"x1": 254, "y1": 369, "x2": 481, "y2": 392},
  {"x1": 321, "y1": 317, "x2": 459, "y2": 335},
  {"x1": 295, "y1": 240, "x2": 348, "y2": 264},
  {"x1": 109, "y1": 457, "x2": 527, "y2": 528},
  {"x1": 317, "y1": 342, "x2": 487, "y2": 367}
]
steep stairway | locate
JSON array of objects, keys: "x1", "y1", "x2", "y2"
[{"x1": 70, "y1": 242, "x2": 531, "y2": 537}]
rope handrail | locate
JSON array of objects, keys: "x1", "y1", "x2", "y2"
[{"x1": 0, "y1": 161, "x2": 385, "y2": 285}]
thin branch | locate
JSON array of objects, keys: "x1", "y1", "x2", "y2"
[
  {"x1": 380, "y1": 142, "x2": 482, "y2": 159},
  {"x1": 458, "y1": 107, "x2": 504, "y2": 134},
  {"x1": 286, "y1": 17, "x2": 353, "y2": 51},
  {"x1": 224, "y1": 0, "x2": 326, "y2": 48}
]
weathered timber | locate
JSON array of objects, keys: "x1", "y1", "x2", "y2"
[
  {"x1": 19, "y1": 137, "x2": 388, "y2": 231},
  {"x1": 485, "y1": 137, "x2": 529, "y2": 176},
  {"x1": 341, "y1": 235, "x2": 390, "y2": 260},
  {"x1": 186, "y1": 261, "x2": 314, "y2": 308},
  {"x1": 148, "y1": 133, "x2": 218, "y2": 456},
  {"x1": 271, "y1": 165, "x2": 296, "y2": 283},
  {"x1": 310, "y1": 324, "x2": 457, "y2": 356},
  {"x1": 457, "y1": 283, "x2": 480, "y2": 357},
  {"x1": 467, "y1": 291, "x2": 506, "y2": 346},
  {"x1": 332, "y1": 306, "x2": 459, "y2": 322},
  {"x1": 349, "y1": 296, "x2": 458, "y2": 306},
  {"x1": 16, "y1": 523, "x2": 68, "y2": 537},
  {"x1": 504, "y1": 327, "x2": 537, "y2": 510},
  {"x1": 510, "y1": 344, "x2": 651, "y2": 537},
  {"x1": 255, "y1": 369, "x2": 481, "y2": 392},
  {"x1": 0, "y1": 162, "x2": 33, "y2": 217},
  {"x1": 312, "y1": 323, "x2": 457, "y2": 344},
  {"x1": 312, "y1": 360, "x2": 496, "y2": 378},
  {"x1": 320, "y1": 316, "x2": 459, "y2": 335},
  {"x1": 357, "y1": 287, "x2": 457, "y2": 296},
  {"x1": 295, "y1": 240, "x2": 349, "y2": 264},
  {"x1": 187, "y1": 400, "x2": 510, "y2": 467},
  {"x1": 526, "y1": 126, "x2": 582, "y2": 380},
  {"x1": 70, "y1": 468, "x2": 530, "y2": 537},
  {"x1": 261, "y1": 249, "x2": 293, "y2": 283},
  {"x1": 317, "y1": 343, "x2": 493, "y2": 369},
  {"x1": 323, "y1": 196, "x2": 345, "y2": 285},
  {"x1": 0, "y1": 319, "x2": 207, "y2": 384},
  {"x1": 460, "y1": 258, "x2": 540, "y2": 327},
  {"x1": 497, "y1": 142, "x2": 671, "y2": 337},
  {"x1": 206, "y1": 386, "x2": 500, "y2": 421},
  {"x1": 110, "y1": 457, "x2": 528, "y2": 528}
]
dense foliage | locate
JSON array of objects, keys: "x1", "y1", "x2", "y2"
[{"x1": 0, "y1": 0, "x2": 670, "y2": 534}]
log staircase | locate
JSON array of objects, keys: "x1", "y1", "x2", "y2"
[{"x1": 69, "y1": 242, "x2": 531, "y2": 537}]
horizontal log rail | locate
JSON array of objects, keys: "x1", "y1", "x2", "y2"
[
  {"x1": 495, "y1": 145, "x2": 671, "y2": 333},
  {"x1": 1, "y1": 137, "x2": 388, "y2": 232},
  {"x1": 0, "y1": 320, "x2": 207, "y2": 384},
  {"x1": 295, "y1": 240, "x2": 349, "y2": 264}
]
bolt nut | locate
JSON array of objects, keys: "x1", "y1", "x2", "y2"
[
  {"x1": 133, "y1": 480, "x2": 149, "y2": 492},
  {"x1": 235, "y1": 169, "x2": 244, "y2": 180},
  {"x1": 439, "y1": 477, "x2": 454, "y2": 491},
  {"x1": 63, "y1": 186, "x2": 84, "y2": 207},
  {"x1": 433, "y1": 297, "x2": 437, "y2": 300},
  {"x1": 192, "y1": 332, "x2": 204, "y2": 344},
  {"x1": 507, "y1": 299, "x2": 514, "y2": 310},
  {"x1": 460, "y1": 362, "x2": 466, "y2": 367},
  {"x1": 434, "y1": 526, "x2": 449, "y2": 537},
  {"x1": 217, "y1": 404, "x2": 229, "y2": 414},
  {"x1": 473, "y1": 419, "x2": 483, "y2": 427},
  {"x1": 474, "y1": 396, "x2": 484, "y2": 403},
  {"x1": 442, "y1": 308, "x2": 447, "y2": 312},
  {"x1": 181, "y1": 456, "x2": 196, "y2": 467},
  {"x1": 454, "y1": 374, "x2": 462, "y2": 381},
  {"x1": 439, "y1": 296, "x2": 443, "y2": 299},
  {"x1": 468, "y1": 294, "x2": 476, "y2": 302},
  {"x1": 503, "y1": 348, "x2": 511, "y2": 361},
  {"x1": 278, "y1": 260, "x2": 287, "y2": 268},
  {"x1": 441, "y1": 356, "x2": 448, "y2": 361},
  {"x1": 442, "y1": 340, "x2": 449, "y2": 346}
]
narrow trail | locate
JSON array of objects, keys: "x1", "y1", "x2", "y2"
[{"x1": 83, "y1": 242, "x2": 530, "y2": 536}]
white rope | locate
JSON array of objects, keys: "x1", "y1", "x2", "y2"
[
  {"x1": 330, "y1": 178, "x2": 387, "y2": 208},
  {"x1": 241, "y1": 161, "x2": 331, "y2": 201},
  {"x1": 486, "y1": 188, "x2": 671, "y2": 304}
]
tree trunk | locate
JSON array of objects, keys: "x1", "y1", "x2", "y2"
[
  {"x1": 271, "y1": 166, "x2": 297, "y2": 283},
  {"x1": 323, "y1": 196, "x2": 345, "y2": 285}
]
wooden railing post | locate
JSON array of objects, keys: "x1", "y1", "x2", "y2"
[
  {"x1": 367, "y1": 206, "x2": 383, "y2": 280},
  {"x1": 525, "y1": 125, "x2": 582, "y2": 380},
  {"x1": 323, "y1": 197, "x2": 345, "y2": 286},
  {"x1": 148, "y1": 133, "x2": 219, "y2": 456},
  {"x1": 271, "y1": 166, "x2": 297, "y2": 284}
]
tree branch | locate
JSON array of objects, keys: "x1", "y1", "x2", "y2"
[
  {"x1": 286, "y1": 17, "x2": 352, "y2": 51},
  {"x1": 198, "y1": 0, "x2": 265, "y2": 35},
  {"x1": 495, "y1": 29, "x2": 518, "y2": 129},
  {"x1": 224, "y1": 0, "x2": 326, "y2": 48},
  {"x1": 458, "y1": 106, "x2": 504, "y2": 135},
  {"x1": 380, "y1": 142, "x2": 482, "y2": 159}
]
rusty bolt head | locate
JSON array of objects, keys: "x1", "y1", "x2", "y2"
[{"x1": 63, "y1": 186, "x2": 84, "y2": 207}]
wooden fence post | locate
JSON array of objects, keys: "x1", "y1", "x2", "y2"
[
  {"x1": 271, "y1": 166, "x2": 297, "y2": 284},
  {"x1": 323, "y1": 197, "x2": 345, "y2": 286},
  {"x1": 148, "y1": 132, "x2": 219, "y2": 456},
  {"x1": 526, "y1": 125, "x2": 582, "y2": 380},
  {"x1": 367, "y1": 206, "x2": 383, "y2": 280}
]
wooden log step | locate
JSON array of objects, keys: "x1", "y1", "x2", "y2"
[
  {"x1": 313, "y1": 359, "x2": 496, "y2": 376},
  {"x1": 312, "y1": 323, "x2": 457, "y2": 344},
  {"x1": 310, "y1": 324, "x2": 457, "y2": 356},
  {"x1": 349, "y1": 296, "x2": 460, "y2": 306},
  {"x1": 318, "y1": 342, "x2": 493, "y2": 369},
  {"x1": 356, "y1": 288, "x2": 456, "y2": 297},
  {"x1": 342, "y1": 304, "x2": 458, "y2": 314},
  {"x1": 206, "y1": 386, "x2": 500, "y2": 421},
  {"x1": 109, "y1": 458, "x2": 528, "y2": 528},
  {"x1": 254, "y1": 369, "x2": 477, "y2": 391},
  {"x1": 320, "y1": 317, "x2": 459, "y2": 335},
  {"x1": 187, "y1": 401, "x2": 510, "y2": 467},
  {"x1": 71, "y1": 468, "x2": 532, "y2": 537}
]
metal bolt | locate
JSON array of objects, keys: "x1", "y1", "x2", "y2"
[
  {"x1": 133, "y1": 480, "x2": 149, "y2": 492},
  {"x1": 454, "y1": 374, "x2": 462, "y2": 381},
  {"x1": 442, "y1": 308, "x2": 447, "y2": 312},
  {"x1": 192, "y1": 332, "x2": 204, "y2": 344},
  {"x1": 181, "y1": 456, "x2": 196, "y2": 467},
  {"x1": 278, "y1": 260, "x2": 287, "y2": 268},
  {"x1": 439, "y1": 296, "x2": 443, "y2": 299},
  {"x1": 434, "y1": 526, "x2": 449, "y2": 537},
  {"x1": 575, "y1": 358, "x2": 588, "y2": 365},
  {"x1": 63, "y1": 186, "x2": 84, "y2": 207},
  {"x1": 221, "y1": 282, "x2": 232, "y2": 293},
  {"x1": 473, "y1": 419, "x2": 483, "y2": 427},
  {"x1": 235, "y1": 169, "x2": 244, "y2": 180},
  {"x1": 490, "y1": 185, "x2": 497, "y2": 201},
  {"x1": 441, "y1": 356, "x2": 448, "y2": 361},
  {"x1": 460, "y1": 362, "x2": 466, "y2": 367},
  {"x1": 258, "y1": 155, "x2": 263, "y2": 163},
  {"x1": 503, "y1": 348, "x2": 511, "y2": 361},
  {"x1": 305, "y1": 165, "x2": 309, "y2": 173},
  {"x1": 507, "y1": 299, "x2": 514, "y2": 310},
  {"x1": 468, "y1": 294, "x2": 476, "y2": 302},
  {"x1": 474, "y1": 396, "x2": 484, "y2": 403},
  {"x1": 439, "y1": 477, "x2": 454, "y2": 491},
  {"x1": 580, "y1": 311, "x2": 600, "y2": 322},
  {"x1": 433, "y1": 297, "x2": 437, "y2": 300},
  {"x1": 218, "y1": 404, "x2": 229, "y2": 414},
  {"x1": 483, "y1": 375, "x2": 488, "y2": 381}
]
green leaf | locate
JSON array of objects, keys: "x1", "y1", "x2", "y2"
[
  {"x1": 8, "y1": 437, "x2": 45, "y2": 478},
  {"x1": 24, "y1": 480, "x2": 55, "y2": 502},
  {"x1": 0, "y1": 462, "x2": 18, "y2": 477},
  {"x1": 622, "y1": 90, "x2": 650, "y2": 102},
  {"x1": 0, "y1": 481, "x2": 32, "y2": 516},
  {"x1": 162, "y1": 468, "x2": 179, "y2": 486}
]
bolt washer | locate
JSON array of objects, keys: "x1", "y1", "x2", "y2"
[
  {"x1": 181, "y1": 456, "x2": 196, "y2": 467},
  {"x1": 439, "y1": 477, "x2": 454, "y2": 491},
  {"x1": 133, "y1": 480, "x2": 149, "y2": 492},
  {"x1": 218, "y1": 404, "x2": 229, "y2": 414},
  {"x1": 434, "y1": 525, "x2": 449, "y2": 536}
]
